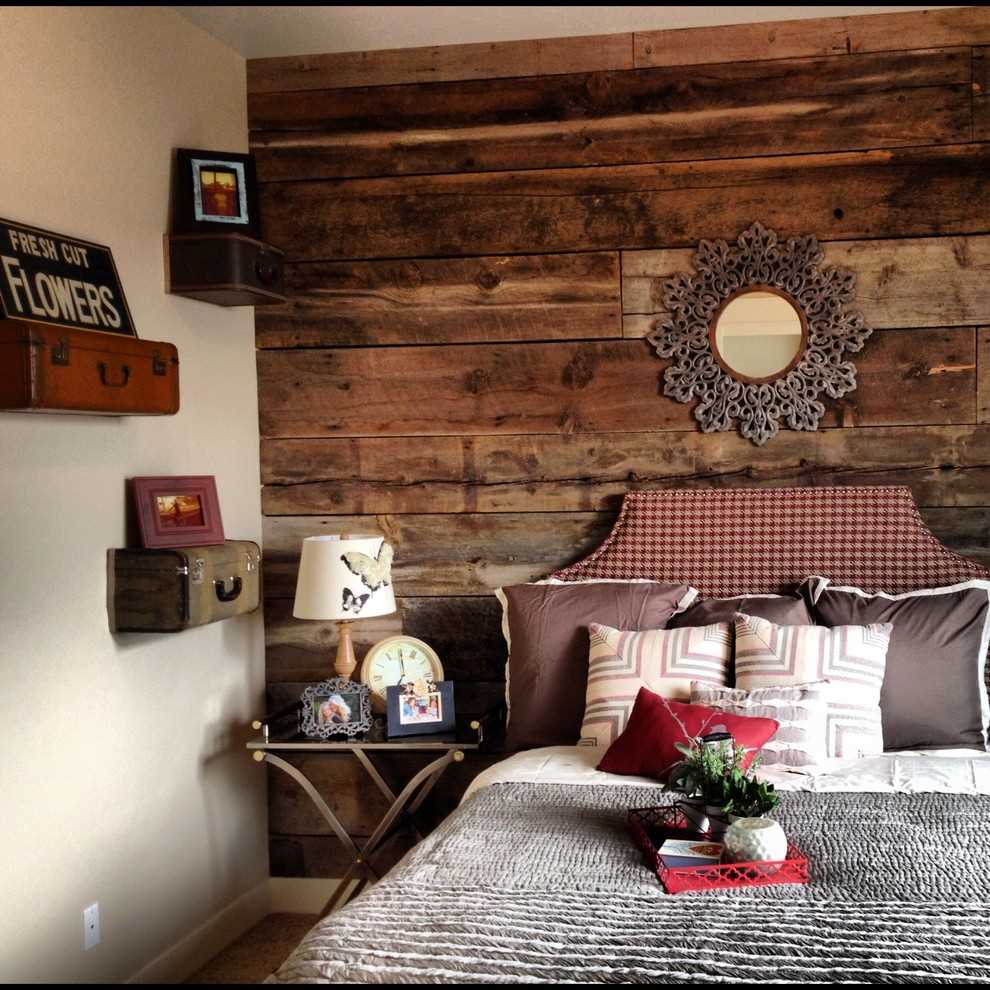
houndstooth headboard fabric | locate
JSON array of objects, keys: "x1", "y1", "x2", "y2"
[{"x1": 551, "y1": 487, "x2": 988, "y2": 597}]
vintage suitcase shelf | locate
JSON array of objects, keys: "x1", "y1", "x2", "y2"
[
  {"x1": 0, "y1": 318, "x2": 179, "y2": 415},
  {"x1": 108, "y1": 540, "x2": 261, "y2": 633},
  {"x1": 164, "y1": 232, "x2": 285, "y2": 306}
]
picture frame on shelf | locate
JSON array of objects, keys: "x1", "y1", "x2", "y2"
[
  {"x1": 386, "y1": 680, "x2": 455, "y2": 738},
  {"x1": 172, "y1": 149, "x2": 261, "y2": 237},
  {"x1": 300, "y1": 678, "x2": 373, "y2": 740},
  {"x1": 132, "y1": 475, "x2": 225, "y2": 548}
]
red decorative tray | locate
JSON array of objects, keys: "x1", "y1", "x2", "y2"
[{"x1": 628, "y1": 805, "x2": 809, "y2": 894}]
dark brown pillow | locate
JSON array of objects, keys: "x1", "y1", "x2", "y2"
[
  {"x1": 498, "y1": 581, "x2": 695, "y2": 751},
  {"x1": 668, "y1": 595, "x2": 812, "y2": 629},
  {"x1": 801, "y1": 577, "x2": 990, "y2": 751}
]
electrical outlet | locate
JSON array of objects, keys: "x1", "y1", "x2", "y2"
[{"x1": 83, "y1": 902, "x2": 100, "y2": 950}]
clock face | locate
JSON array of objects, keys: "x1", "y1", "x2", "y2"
[{"x1": 360, "y1": 636, "x2": 444, "y2": 713}]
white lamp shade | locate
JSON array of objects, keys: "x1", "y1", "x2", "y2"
[{"x1": 292, "y1": 534, "x2": 397, "y2": 621}]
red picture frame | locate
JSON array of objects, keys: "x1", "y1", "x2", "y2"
[{"x1": 132, "y1": 476, "x2": 225, "y2": 548}]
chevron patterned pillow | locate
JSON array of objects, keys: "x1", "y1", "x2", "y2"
[
  {"x1": 580, "y1": 622, "x2": 730, "y2": 748},
  {"x1": 734, "y1": 613, "x2": 893, "y2": 759}
]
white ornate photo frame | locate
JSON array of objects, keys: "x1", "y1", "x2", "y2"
[
  {"x1": 648, "y1": 222, "x2": 872, "y2": 445},
  {"x1": 300, "y1": 677, "x2": 373, "y2": 740}
]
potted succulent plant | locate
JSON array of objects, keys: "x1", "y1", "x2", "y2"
[
  {"x1": 722, "y1": 770, "x2": 780, "y2": 821},
  {"x1": 667, "y1": 736, "x2": 750, "y2": 839},
  {"x1": 667, "y1": 736, "x2": 778, "y2": 839}
]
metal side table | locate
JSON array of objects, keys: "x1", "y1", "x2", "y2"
[{"x1": 248, "y1": 729, "x2": 479, "y2": 915}]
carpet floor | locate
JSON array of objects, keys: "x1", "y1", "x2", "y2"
[{"x1": 186, "y1": 913, "x2": 318, "y2": 984}]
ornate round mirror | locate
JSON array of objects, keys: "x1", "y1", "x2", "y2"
[
  {"x1": 647, "y1": 222, "x2": 872, "y2": 446},
  {"x1": 709, "y1": 286, "x2": 807, "y2": 384}
]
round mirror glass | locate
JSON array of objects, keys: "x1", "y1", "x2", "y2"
[{"x1": 710, "y1": 288, "x2": 806, "y2": 382}]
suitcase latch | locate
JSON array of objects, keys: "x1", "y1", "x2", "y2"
[
  {"x1": 52, "y1": 337, "x2": 70, "y2": 366},
  {"x1": 152, "y1": 350, "x2": 167, "y2": 376},
  {"x1": 177, "y1": 558, "x2": 206, "y2": 583}
]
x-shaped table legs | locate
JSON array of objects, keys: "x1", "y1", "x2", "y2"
[{"x1": 258, "y1": 747, "x2": 464, "y2": 915}]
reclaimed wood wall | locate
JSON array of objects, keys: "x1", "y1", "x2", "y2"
[{"x1": 250, "y1": 7, "x2": 990, "y2": 877}]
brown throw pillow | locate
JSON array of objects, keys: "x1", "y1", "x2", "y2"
[
  {"x1": 801, "y1": 577, "x2": 990, "y2": 751},
  {"x1": 497, "y1": 581, "x2": 696, "y2": 751},
  {"x1": 668, "y1": 594, "x2": 812, "y2": 629}
]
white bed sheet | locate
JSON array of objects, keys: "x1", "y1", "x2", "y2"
[{"x1": 463, "y1": 745, "x2": 990, "y2": 802}]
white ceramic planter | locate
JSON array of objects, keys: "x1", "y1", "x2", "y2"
[{"x1": 723, "y1": 817, "x2": 788, "y2": 863}]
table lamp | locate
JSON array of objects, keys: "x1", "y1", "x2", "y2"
[{"x1": 292, "y1": 534, "x2": 397, "y2": 679}]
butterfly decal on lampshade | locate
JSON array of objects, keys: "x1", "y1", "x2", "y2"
[
  {"x1": 341, "y1": 541, "x2": 394, "y2": 592},
  {"x1": 341, "y1": 587, "x2": 371, "y2": 614}
]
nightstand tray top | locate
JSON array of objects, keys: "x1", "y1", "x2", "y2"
[{"x1": 247, "y1": 733, "x2": 480, "y2": 752}]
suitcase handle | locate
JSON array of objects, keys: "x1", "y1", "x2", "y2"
[
  {"x1": 98, "y1": 362, "x2": 131, "y2": 388},
  {"x1": 214, "y1": 576, "x2": 243, "y2": 603}
]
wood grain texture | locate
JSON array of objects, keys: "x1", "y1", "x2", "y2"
[
  {"x1": 254, "y1": 10, "x2": 990, "y2": 878},
  {"x1": 262, "y1": 505, "x2": 990, "y2": 600},
  {"x1": 978, "y1": 328, "x2": 990, "y2": 424},
  {"x1": 247, "y1": 32, "x2": 634, "y2": 93},
  {"x1": 255, "y1": 252, "x2": 620, "y2": 348},
  {"x1": 975, "y1": 47, "x2": 989, "y2": 140},
  {"x1": 259, "y1": 144, "x2": 990, "y2": 262},
  {"x1": 250, "y1": 48, "x2": 970, "y2": 180},
  {"x1": 621, "y1": 235, "x2": 990, "y2": 333},
  {"x1": 635, "y1": 7, "x2": 990, "y2": 68},
  {"x1": 261, "y1": 425, "x2": 990, "y2": 516},
  {"x1": 265, "y1": 595, "x2": 506, "y2": 683},
  {"x1": 257, "y1": 329, "x2": 975, "y2": 440},
  {"x1": 262, "y1": 511, "x2": 615, "y2": 598}
]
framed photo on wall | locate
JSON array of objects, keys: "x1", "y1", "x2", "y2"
[
  {"x1": 172, "y1": 149, "x2": 261, "y2": 237},
  {"x1": 386, "y1": 680, "x2": 455, "y2": 738},
  {"x1": 132, "y1": 475, "x2": 225, "y2": 548}
]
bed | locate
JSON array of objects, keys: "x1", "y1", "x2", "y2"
[{"x1": 268, "y1": 487, "x2": 990, "y2": 984}]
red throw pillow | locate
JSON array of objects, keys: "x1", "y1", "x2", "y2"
[{"x1": 597, "y1": 687, "x2": 778, "y2": 779}]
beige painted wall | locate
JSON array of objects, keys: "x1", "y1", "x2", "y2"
[{"x1": 0, "y1": 7, "x2": 267, "y2": 982}]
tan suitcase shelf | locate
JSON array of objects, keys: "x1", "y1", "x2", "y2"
[{"x1": 108, "y1": 541, "x2": 260, "y2": 633}]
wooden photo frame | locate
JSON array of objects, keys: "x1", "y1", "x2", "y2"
[
  {"x1": 132, "y1": 475, "x2": 225, "y2": 548},
  {"x1": 172, "y1": 149, "x2": 261, "y2": 237},
  {"x1": 387, "y1": 680, "x2": 455, "y2": 738}
]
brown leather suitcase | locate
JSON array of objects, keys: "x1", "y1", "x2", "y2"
[
  {"x1": 107, "y1": 541, "x2": 261, "y2": 632},
  {"x1": 0, "y1": 318, "x2": 179, "y2": 415},
  {"x1": 164, "y1": 232, "x2": 285, "y2": 306}
]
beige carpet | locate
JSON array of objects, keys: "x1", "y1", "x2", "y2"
[{"x1": 186, "y1": 913, "x2": 318, "y2": 984}]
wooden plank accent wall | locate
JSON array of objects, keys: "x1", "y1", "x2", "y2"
[{"x1": 251, "y1": 7, "x2": 990, "y2": 878}]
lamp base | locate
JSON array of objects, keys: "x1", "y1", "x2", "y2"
[{"x1": 334, "y1": 620, "x2": 357, "y2": 679}]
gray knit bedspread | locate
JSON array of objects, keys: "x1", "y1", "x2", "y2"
[{"x1": 268, "y1": 782, "x2": 990, "y2": 984}]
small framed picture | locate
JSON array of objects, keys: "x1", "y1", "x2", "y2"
[
  {"x1": 301, "y1": 678, "x2": 373, "y2": 740},
  {"x1": 132, "y1": 476, "x2": 225, "y2": 548},
  {"x1": 173, "y1": 149, "x2": 261, "y2": 237},
  {"x1": 386, "y1": 680, "x2": 455, "y2": 738}
]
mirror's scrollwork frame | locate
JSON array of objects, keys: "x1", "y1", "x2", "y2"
[{"x1": 648, "y1": 222, "x2": 872, "y2": 446}]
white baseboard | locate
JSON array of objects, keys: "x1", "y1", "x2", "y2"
[
  {"x1": 269, "y1": 876, "x2": 356, "y2": 914},
  {"x1": 126, "y1": 880, "x2": 270, "y2": 984}
]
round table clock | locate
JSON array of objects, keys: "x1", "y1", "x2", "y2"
[{"x1": 360, "y1": 635, "x2": 444, "y2": 713}]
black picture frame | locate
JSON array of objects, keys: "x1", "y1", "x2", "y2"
[
  {"x1": 172, "y1": 148, "x2": 261, "y2": 237},
  {"x1": 386, "y1": 680, "x2": 455, "y2": 738}
]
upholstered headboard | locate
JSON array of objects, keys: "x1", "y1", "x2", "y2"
[{"x1": 551, "y1": 487, "x2": 988, "y2": 597}]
